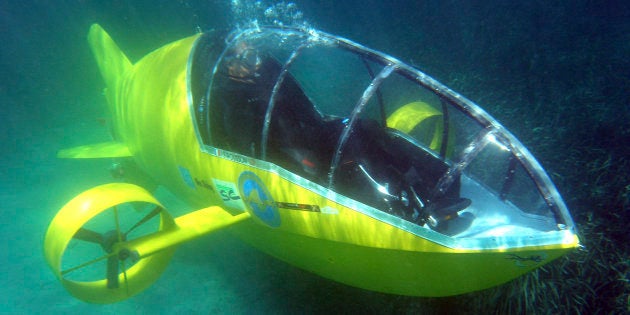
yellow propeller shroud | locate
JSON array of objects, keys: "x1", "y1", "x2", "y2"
[{"x1": 44, "y1": 24, "x2": 579, "y2": 303}]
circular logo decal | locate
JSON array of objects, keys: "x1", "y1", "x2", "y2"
[{"x1": 238, "y1": 171, "x2": 280, "y2": 227}]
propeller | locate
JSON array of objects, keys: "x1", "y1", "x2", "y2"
[{"x1": 70, "y1": 206, "x2": 162, "y2": 289}]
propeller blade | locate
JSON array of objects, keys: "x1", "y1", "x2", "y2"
[
  {"x1": 73, "y1": 228, "x2": 104, "y2": 244},
  {"x1": 106, "y1": 255, "x2": 119, "y2": 289},
  {"x1": 125, "y1": 206, "x2": 162, "y2": 237}
]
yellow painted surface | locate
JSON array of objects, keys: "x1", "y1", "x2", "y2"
[
  {"x1": 45, "y1": 24, "x2": 580, "y2": 302},
  {"x1": 43, "y1": 183, "x2": 176, "y2": 303}
]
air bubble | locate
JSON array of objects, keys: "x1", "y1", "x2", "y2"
[
  {"x1": 264, "y1": 7, "x2": 275, "y2": 18},
  {"x1": 230, "y1": 0, "x2": 309, "y2": 28}
]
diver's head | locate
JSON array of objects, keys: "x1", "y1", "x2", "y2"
[{"x1": 225, "y1": 40, "x2": 262, "y2": 84}]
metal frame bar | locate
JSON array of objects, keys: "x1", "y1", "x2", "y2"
[{"x1": 197, "y1": 25, "x2": 575, "y2": 230}]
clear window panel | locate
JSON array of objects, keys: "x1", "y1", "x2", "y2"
[{"x1": 289, "y1": 46, "x2": 376, "y2": 118}]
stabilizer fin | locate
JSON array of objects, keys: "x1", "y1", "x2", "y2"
[
  {"x1": 57, "y1": 141, "x2": 132, "y2": 159},
  {"x1": 387, "y1": 101, "x2": 442, "y2": 134},
  {"x1": 87, "y1": 24, "x2": 132, "y2": 95},
  {"x1": 388, "y1": 101, "x2": 443, "y2": 150}
]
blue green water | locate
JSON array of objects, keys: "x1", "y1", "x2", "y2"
[{"x1": 1, "y1": 1, "x2": 628, "y2": 313}]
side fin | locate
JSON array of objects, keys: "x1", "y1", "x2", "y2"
[
  {"x1": 87, "y1": 24, "x2": 132, "y2": 95},
  {"x1": 387, "y1": 101, "x2": 442, "y2": 134},
  {"x1": 57, "y1": 141, "x2": 131, "y2": 159},
  {"x1": 387, "y1": 101, "x2": 455, "y2": 156},
  {"x1": 387, "y1": 101, "x2": 443, "y2": 149}
]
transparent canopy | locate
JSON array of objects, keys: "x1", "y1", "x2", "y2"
[{"x1": 190, "y1": 26, "x2": 576, "y2": 245}]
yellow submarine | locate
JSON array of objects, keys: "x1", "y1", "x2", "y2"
[{"x1": 44, "y1": 24, "x2": 580, "y2": 303}]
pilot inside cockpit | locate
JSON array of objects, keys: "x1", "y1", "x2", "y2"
[{"x1": 210, "y1": 41, "x2": 473, "y2": 234}]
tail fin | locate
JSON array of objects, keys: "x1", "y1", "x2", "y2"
[
  {"x1": 56, "y1": 24, "x2": 134, "y2": 160},
  {"x1": 87, "y1": 24, "x2": 132, "y2": 107}
]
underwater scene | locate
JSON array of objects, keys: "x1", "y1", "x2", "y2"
[{"x1": 1, "y1": 1, "x2": 628, "y2": 314}]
